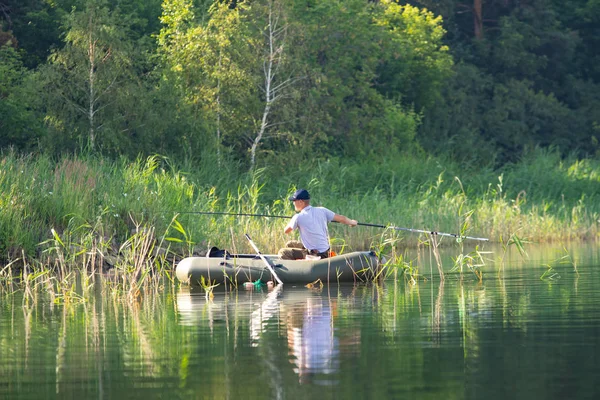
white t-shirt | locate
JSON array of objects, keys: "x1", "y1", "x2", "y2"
[{"x1": 286, "y1": 206, "x2": 335, "y2": 252}]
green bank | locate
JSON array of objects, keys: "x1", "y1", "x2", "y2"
[{"x1": 0, "y1": 148, "x2": 597, "y2": 268}]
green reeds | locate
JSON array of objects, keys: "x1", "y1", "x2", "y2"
[
  {"x1": 0, "y1": 147, "x2": 598, "y2": 293},
  {"x1": 451, "y1": 247, "x2": 489, "y2": 282},
  {"x1": 539, "y1": 246, "x2": 580, "y2": 281}
]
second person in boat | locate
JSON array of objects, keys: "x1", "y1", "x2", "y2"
[{"x1": 278, "y1": 188, "x2": 357, "y2": 260}]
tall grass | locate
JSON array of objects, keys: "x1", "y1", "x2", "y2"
[{"x1": 0, "y1": 147, "x2": 598, "y2": 278}]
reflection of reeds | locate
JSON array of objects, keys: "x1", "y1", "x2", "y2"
[
  {"x1": 55, "y1": 306, "x2": 68, "y2": 395},
  {"x1": 432, "y1": 281, "x2": 445, "y2": 345},
  {"x1": 21, "y1": 300, "x2": 33, "y2": 365},
  {"x1": 2, "y1": 275, "x2": 187, "y2": 396},
  {"x1": 429, "y1": 234, "x2": 445, "y2": 281}
]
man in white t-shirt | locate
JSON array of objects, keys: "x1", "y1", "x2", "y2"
[{"x1": 278, "y1": 189, "x2": 357, "y2": 260}]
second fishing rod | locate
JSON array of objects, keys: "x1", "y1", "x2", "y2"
[{"x1": 173, "y1": 211, "x2": 489, "y2": 242}]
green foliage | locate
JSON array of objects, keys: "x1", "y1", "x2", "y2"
[
  {"x1": 2, "y1": 0, "x2": 68, "y2": 68},
  {"x1": 1, "y1": 0, "x2": 600, "y2": 176},
  {"x1": 158, "y1": 0, "x2": 259, "y2": 162},
  {"x1": 374, "y1": 1, "x2": 454, "y2": 110},
  {"x1": 0, "y1": 150, "x2": 597, "y2": 270},
  {"x1": 416, "y1": 0, "x2": 600, "y2": 164},
  {"x1": 0, "y1": 45, "x2": 43, "y2": 149},
  {"x1": 156, "y1": 0, "x2": 451, "y2": 165},
  {"x1": 420, "y1": 64, "x2": 589, "y2": 165}
]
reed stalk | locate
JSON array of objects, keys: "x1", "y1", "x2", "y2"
[{"x1": 0, "y1": 148, "x2": 597, "y2": 293}]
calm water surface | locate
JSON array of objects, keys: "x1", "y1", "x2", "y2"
[{"x1": 1, "y1": 244, "x2": 600, "y2": 399}]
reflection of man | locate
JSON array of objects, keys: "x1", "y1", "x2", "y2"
[{"x1": 286, "y1": 297, "x2": 339, "y2": 383}]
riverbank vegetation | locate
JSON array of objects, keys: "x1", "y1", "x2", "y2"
[
  {"x1": 1, "y1": 0, "x2": 600, "y2": 275},
  {"x1": 0, "y1": 149, "x2": 598, "y2": 265}
]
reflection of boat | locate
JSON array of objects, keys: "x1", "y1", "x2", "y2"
[
  {"x1": 176, "y1": 251, "x2": 381, "y2": 286},
  {"x1": 176, "y1": 286, "x2": 360, "y2": 384}
]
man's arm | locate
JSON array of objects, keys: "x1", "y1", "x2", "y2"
[
  {"x1": 332, "y1": 214, "x2": 358, "y2": 227},
  {"x1": 284, "y1": 215, "x2": 297, "y2": 234}
]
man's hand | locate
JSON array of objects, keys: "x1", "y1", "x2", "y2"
[{"x1": 334, "y1": 214, "x2": 358, "y2": 227}]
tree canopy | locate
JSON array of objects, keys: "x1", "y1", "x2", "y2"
[{"x1": 0, "y1": 0, "x2": 598, "y2": 168}]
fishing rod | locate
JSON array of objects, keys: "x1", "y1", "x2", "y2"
[
  {"x1": 175, "y1": 211, "x2": 489, "y2": 242},
  {"x1": 175, "y1": 211, "x2": 290, "y2": 219},
  {"x1": 355, "y1": 222, "x2": 489, "y2": 242}
]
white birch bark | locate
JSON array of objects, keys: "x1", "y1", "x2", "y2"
[
  {"x1": 249, "y1": 0, "x2": 294, "y2": 171},
  {"x1": 88, "y1": 12, "x2": 96, "y2": 148}
]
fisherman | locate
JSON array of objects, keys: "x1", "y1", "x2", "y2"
[{"x1": 278, "y1": 189, "x2": 357, "y2": 260}]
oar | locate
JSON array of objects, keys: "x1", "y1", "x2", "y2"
[
  {"x1": 178, "y1": 211, "x2": 488, "y2": 241},
  {"x1": 245, "y1": 233, "x2": 284, "y2": 286}
]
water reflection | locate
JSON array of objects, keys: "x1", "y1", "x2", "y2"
[
  {"x1": 250, "y1": 285, "x2": 283, "y2": 345},
  {"x1": 176, "y1": 285, "x2": 358, "y2": 384},
  {"x1": 3, "y1": 243, "x2": 600, "y2": 399},
  {"x1": 283, "y1": 294, "x2": 339, "y2": 384}
]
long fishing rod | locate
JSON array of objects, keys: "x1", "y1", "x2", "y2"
[
  {"x1": 175, "y1": 211, "x2": 290, "y2": 219},
  {"x1": 356, "y1": 222, "x2": 489, "y2": 242},
  {"x1": 175, "y1": 211, "x2": 489, "y2": 241}
]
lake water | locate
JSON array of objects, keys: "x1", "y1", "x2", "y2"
[{"x1": 1, "y1": 243, "x2": 599, "y2": 399}]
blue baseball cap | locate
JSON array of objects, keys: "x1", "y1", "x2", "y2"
[{"x1": 289, "y1": 189, "x2": 310, "y2": 201}]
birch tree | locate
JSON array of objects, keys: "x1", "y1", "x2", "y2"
[
  {"x1": 159, "y1": 0, "x2": 299, "y2": 170},
  {"x1": 249, "y1": 0, "x2": 296, "y2": 171},
  {"x1": 44, "y1": 0, "x2": 132, "y2": 151}
]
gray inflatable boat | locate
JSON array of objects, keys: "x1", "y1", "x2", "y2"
[{"x1": 175, "y1": 251, "x2": 381, "y2": 286}]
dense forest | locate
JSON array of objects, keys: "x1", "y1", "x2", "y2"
[
  {"x1": 1, "y1": 0, "x2": 600, "y2": 261},
  {"x1": 1, "y1": 0, "x2": 598, "y2": 169}
]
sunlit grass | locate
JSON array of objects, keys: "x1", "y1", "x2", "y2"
[{"x1": 0, "y1": 147, "x2": 598, "y2": 293}]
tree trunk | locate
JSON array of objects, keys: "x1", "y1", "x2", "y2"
[
  {"x1": 88, "y1": 13, "x2": 96, "y2": 149},
  {"x1": 250, "y1": 0, "x2": 279, "y2": 171},
  {"x1": 473, "y1": 0, "x2": 483, "y2": 39},
  {"x1": 216, "y1": 52, "x2": 222, "y2": 168}
]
